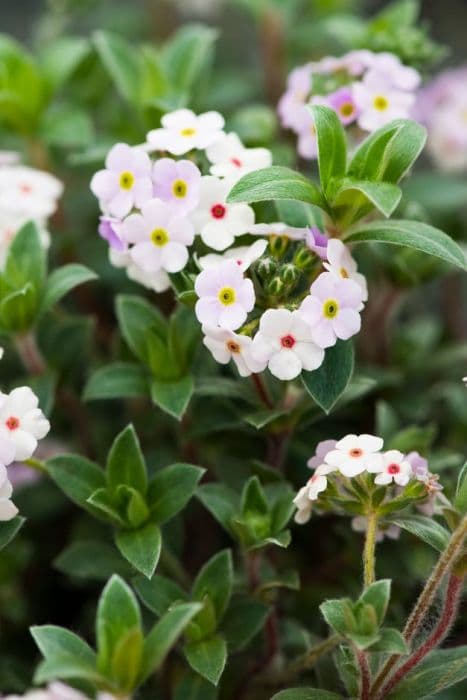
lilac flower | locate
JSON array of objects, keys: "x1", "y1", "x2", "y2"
[
  {"x1": 307, "y1": 439, "x2": 337, "y2": 470},
  {"x1": 251, "y1": 309, "x2": 324, "y2": 381},
  {"x1": 121, "y1": 198, "x2": 194, "y2": 275},
  {"x1": 371, "y1": 52, "x2": 421, "y2": 91},
  {"x1": 299, "y1": 272, "x2": 364, "y2": 348},
  {"x1": 195, "y1": 260, "x2": 255, "y2": 330},
  {"x1": 306, "y1": 227, "x2": 329, "y2": 260},
  {"x1": 90, "y1": 143, "x2": 152, "y2": 218},
  {"x1": 202, "y1": 326, "x2": 266, "y2": 377},
  {"x1": 109, "y1": 247, "x2": 170, "y2": 293},
  {"x1": 147, "y1": 109, "x2": 225, "y2": 155},
  {"x1": 277, "y1": 64, "x2": 312, "y2": 131},
  {"x1": 98, "y1": 216, "x2": 126, "y2": 252},
  {"x1": 405, "y1": 451, "x2": 429, "y2": 481},
  {"x1": 326, "y1": 86, "x2": 359, "y2": 125},
  {"x1": 152, "y1": 158, "x2": 201, "y2": 214},
  {"x1": 353, "y1": 71, "x2": 415, "y2": 132}
]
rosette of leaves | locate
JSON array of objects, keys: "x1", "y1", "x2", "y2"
[
  {"x1": 31, "y1": 574, "x2": 202, "y2": 696},
  {"x1": 46, "y1": 424, "x2": 204, "y2": 578}
]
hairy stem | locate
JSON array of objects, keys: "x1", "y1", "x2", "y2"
[
  {"x1": 357, "y1": 649, "x2": 371, "y2": 700},
  {"x1": 378, "y1": 573, "x2": 463, "y2": 699},
  {"x1": 363, "y1": 510, "x2": 378, "y2": 587},
  {"x1": 15, "y1": 331, "x2": 47, "y2": 376},
  {"x1": 371, "y1": 515, "x2": 467, "y2": 696}
]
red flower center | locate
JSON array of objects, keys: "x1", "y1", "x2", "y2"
[
  {"x1": 281, "y1": 334, "x2": 295, "y2": 349},
  {"x1": 231, "y1": 157, "x2": 242, "y2": 168},
  {"x1": 388, "y1": 463, "x2": 400, "y2": 474},
  {"x1": 211, "y1": 203, "x2": 226, "y2": 219},
  {"x1": 349, "y1": 448, "x2": 363, "y2": 458},
  {"x1": 6, "y1": 416, "x2": 20, "y2": 431},
  {"x1": 20, "y1": 183, "x2": 32, "y2": 194}
]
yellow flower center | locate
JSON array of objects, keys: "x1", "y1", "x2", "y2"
[
  {"x1": 340, "y1": 267, "x2": 349, "y2": 278},
  {"x1": 172, "y1": 179, "x2": 188, "y2": 198},
  {"x1": 373, "y1": 95, "x2": 389, "y2": 111},
  {"x1": 150, "y1": 228, "x2": 169, "y2": 247},
  {"x1": 180, "y1": 127, "x2": 196, "y2": 137},
  {"x1": 323, "y1": 299, "x2": 339, "y2": 319},
  {"x1": 119, "y1": 171, "x2": 135, "y2": 190},
  {"x1": 218, "y1": 287, "x2": 236, "y2": 306},
  {"x1": 339, "y1": 102, "x2": 355, "y2": 118}
]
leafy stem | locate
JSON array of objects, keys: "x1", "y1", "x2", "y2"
[{"x1": 363, "y1": 510, "x2": 378, "y2": 587}]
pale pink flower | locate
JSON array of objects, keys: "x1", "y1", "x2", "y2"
[
  {"x1": 206, "y1": 132, "x2": 272, "y2": 182},
  {"x1": 325, "y1": 434, "x2": 384, "y2": 477},
  {"x1": 368, "y1": 449, "x2": 412, "y2": 486},
  {"x1": 147, "y1": 109, "x2": 225, "y2": 155},
  {"x1": 307, "y1": 439, "x2": 337, "y2": 470},
  {"x1": 353, "y1": 72, "x2": 415, "y2": 132},
  {"x1": 323, "y1": 239, "x2": 368, "y2": 304},
  {"x1": 0, "y1": 387, "x2": 50, "y2": 462},
  {"x1": 198, "y1": 239, "x2": 267, "y2": 272},
  {"x1": 202, "y1": 326, "x2": 266, "y2": 377},
  {"x1": 250, "y1": 222, "x2": 308, "y2": 241},
  {"x1": 195, "y1": 260, "x2": 255, "y2": 330},
  {"x1": 152, "y1": 158, "x2": 201, "y2": 214}
]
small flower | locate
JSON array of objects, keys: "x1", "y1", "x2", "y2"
[
  {"x1": 323, "y1": 239, "x2": 368, "y2": 304},
  {"x1": 371, "y1": 52, "x2": 421, "y2": 91},
  {"x1": 109, "y1": 247, "x2": 170, "y2": 293},
  {"x1": 0, "y1": 470, "x2": 17, "y2": 522},
  {"x1": 98, "y1": 216, "x2": 126, "y2": 251},
  {"x1": 0, "y1": 388, "x2": 50, "y2": 462},
  {"x1": 192, "y1": 176, "x2": 255, "y2": 251},
  {"x1": 326, "y1": 87, "x2": 360, "y2": 125},
  {"x1": 147, "y1": 109, "x2": 225, "y2": 155},
  {"x1": 293, "y1": 464, "x2": 334, "y2": 524},
  {"x1": 206, "y1": 132, "x2": 272, "y2": 182},
  {"x1": 251, "y1": 308, "x2": 324, "y2": 381},
  {"x1": 250, "y1": 222, "x2": 308, "y2": 241},
  {"x1": 406, "y1": 451, "x2": 429, "y2": 482},
  {"x1": 306, "y1": 226, "x2": 329, "y2": 260},
  {"x1": 368, "y1": 449, "x2": 412, "y2": 486},
  {"x1": 278, "y1": 64, "x2": 313, "y2": 131},
  {"x1": 325, "y1": 433, "x2": 383, "y2": 477},
  {"x1": 202, "y1": 326, "x2": 266, "y2": 376},
  {"x1": 121, "y1": 198, "x2": 194, "y2": 275},
  {"x1": 353, "y1": 72, "x2": 415, "y2": 132},
  {"x1": 307, "y1": 439, "x2": 337, "y2": 470},
  {"x1": 198, "y1": 239, "x2": 267, "y2": 272},
  {"x1": 0, "y1": 166, "x2": 63, "y2": 220},
  {"x1": 293, "y1": 485, "x2": 313, "y2": 524},
  {"x1": 152, "y1": 158, "x2": 201, "y2": 214},
  {"x1": 299, "y1": 272, "x2": 364, "y2": 349},
  {"x1": 195, "y1": 260, "x2": 255, "y2": 330},
  {"x1": 90, "y1": 143, "x2": 152, "y2": 218}
]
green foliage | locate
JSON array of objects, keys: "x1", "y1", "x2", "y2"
[{"x1": 301, "y1": 340, "x2": 354, "y2": 413}]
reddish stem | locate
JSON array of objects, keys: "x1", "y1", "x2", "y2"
[
  {"x1": 15, "y1": 331, "x2": 46, "y2": 376},
  {"x1": 357, "y1": 650, "x2": 371, "y2": 700},
  {"x1": 251, "y1": 372, "x2": 274, "y2": 409},
  {"x1": 378, "y1": 574, "x2": 463, "y2": 699}
]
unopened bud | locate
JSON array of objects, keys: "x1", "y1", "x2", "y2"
[
  {"x1": 255, "y1": 256, "x2": 277, "y2": 281},
  {"x1": 269, "y1": 234, "x2": 289, "y2": 259},
  {"x1": 293, "y1": 244, "x2": 316, "y2": 271},
  {"x1": 279, "y1": 263, "x2": 300, "y2": 285},
  {"x1": 266, "y1": 275, "x2": 285, "y2": 296}
]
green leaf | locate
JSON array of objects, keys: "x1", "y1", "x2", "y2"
[
  {"x1": 358, "y1": 580, "x2": 390, "y2": 625},
  {"x1": 87, "y1": 488, "x2": 126, "y2": 526},
  {"x1": 94, "y1": 31, "x2": 141, "y2": 103},
  {"x1": 109, "y1": 626, "x2": 143, "y2": 691},
  {"x1": 369, "y1": 627, "x2": 408, "y2": 654},
  {"x1": 301, "y1": 340, "x2": 354, "y2": 413},
  {"x1": 148, "y1": 462, "x2": 205, "y2": 525},
  {"x1": 386, "y1": 646, "x2": 467, "y2": 700},
  {"x1": 40, "y1": 36, "x2": 89, "y2": 90},
  {"x1": 184, "y1": 635, "x2": 227, "y2": 685},
  {"x1": 345, "y1": 219, "x2": 466, "y2": 271},
  {"x1": 331, "y1": 178, "x2": 401, "y2": 222},
  {"x1": 84, "y1": 362, "x2": 150, "y2": 401},
  {"x1": 46, "y1": 455, "x2": 106, "y2": 514},
  {"x1": 0, "y1": 283, "x2": 37, "y2": 332},
  {"x1": 33, "y1": 657, "x2": 104, "y2": 685},
  {"x1": 244, "y1": 409, "x2": 288, "y2": 430},
  {"x1": 30, "y1": 625, "x2": 96, "y2": 665},
  {"x1": 3, "y1": 221, "x2": 46, "y2": 293},
  {"x1": 196, "y1": 483, "x2": 239, "y2": 534},
  {"x1": 348, "y1": 119, "x2": 426, "y2": 185},
  {"x1": 221, "y1": 597, "x2": 270, "y2": 651},
  {"x1": 0, "y1": 516, "x2": 25, "y2": 550},
  {"x1": 320, "y1": 598, "x2": 355, "y2": 636},
  {"x1": 40, "y1": 105, "x2": 94, "y2": 148},
  {"x1": 96, "y1": 575, "x2": 142, "y2": 674},
  {"x1": 272, "y1": 690, "x2": 343, "y2": 700},
  {"x1": 174, "y1": 671, "x2": 217, "y2": 700},
  {"x1": 139, "y1": 602, "x2": 202, "y2": 683},
  {"x1": 106, "y1": 424, "x2": 147, "y2": 495},
  {"x1": 40, "y1": 264, "x2": 96, "y2": 315},
  {"x1": 54, "y1": 541, "x2": 131, "y2": 581},
  {"x1": 116, "y1": 485, "x2": 150, "y2": 528},
  {"x1": 389, "y1": 515, "x2": 451, "y2": 552},
  {"x1": 241, "y1": 476, "x2": 269, "y2": 517},
  {"x1": 192, "y1": 550, "x2": 233, "y2": 622},
  {"x1": 134, "y1": 574, "x2": 187, "y2": 616},
  {"x1": 151, "y1": 375, "x2": 194, "y2": 420},
  {"x1": 116, "y1": 294, "x2": 167, "y2": 365},
  {"x1": 115, "y1": 522, "x2": 161, "y2": 579},
  {"x1": 162, "y1": 24, "x2": 217, "y2": 91},
  {"x1": 310, "y1": 105, "x2": 347, "y2": 194},
  {"x1": 227, "y1": 166, "x2": 326, "y2": 209},
  {"x1": 455, "y1": 461, "x2": 467, "y2": 514}
]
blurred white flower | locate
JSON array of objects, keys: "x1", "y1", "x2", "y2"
[
  {"x1": 206, "y1": 132, "x2": 272, "y2": 182},
  {"x1": 147, "y1": 109, "x2": 225, "y2": 155}
]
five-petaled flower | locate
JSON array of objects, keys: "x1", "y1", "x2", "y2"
[
  {"x1": 202, "y1": 326, "x2": 266, "y2": 377},
  {"x1": 147, "y1": 109, "x2": 225, "y2": 155},
  {"x1": 198, "y1": 239, "x2": 267, "y2": 272},
  {"x1": 0, "y1": 387, "x2": 50, "y2": 462},
  {"x1": 152, "y1": 158, "x2": 201, "y2": 214},
  {"x1": 324, "y1": 433, "x2": 384, "y2": 477},
  {"x1": 206, "y1": 132, "x2": 272, "y2": 182},
  {"x1": 195, "y1": 260, "x2": 255, "y2": 330},
  {"x1": 367, "y1": 449, "x2": 413, "y2": 486}
]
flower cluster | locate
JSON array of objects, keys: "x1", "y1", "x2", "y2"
[
  {"x1": 278, "y1": 50, "x2": 420, "y2": 159},
  {"x1": 91, "y1": 109, "x2": 369, "y2": 382},
  {"x1": 0, "y1": 384, "x2": 50, "y2": 521},
  {"x1": 2, "y1": 682, "x2": 119, "y2": 700},
  {"x1": 415, "y1": 66, "x2": 467, "y2": 172},
  {"x1": 293, "y1": 434, "x2": 441, "y2": 525},
  {"x1": 0, "y1": 155, "x2": 63, "y2": 267}
]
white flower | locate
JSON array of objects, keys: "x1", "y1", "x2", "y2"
[
  {"x1": 0, "y1": 387, "x2": 50, "y2": 461},
  {"x1": 250, "y1": 222, "x2": 308, "y2": 241},
  {"x1": 251, "y1": 309, "x2": 324, "y2": 381},
  {"x1": 202, "y1": 326, "x2": 266, "y2": 377},
  {"x1": 353, "y1": 72, "x2": 415, "y2": 132},
  {"x1": 0, "y1": 166, "x2": 63, "y2": 221},
  {"x1": 293, "y1": 465, "x2": 334, "y2": 524},
  {"x1": 325, "y1": 433, "x2": 383, "y2": 477},
  {"x1": 367, "y1": 449, "x2": 412, "y2": 486},
  {"x1": 195, "y1": 260, "x2": 255, "y2": 330},
  {"x1": 198, "y1": 239, "x2": 267, "y2": 272},
  {"x1": 2, "y1": 682, "x2": 124, "y2": 700},
  {"x1": 147, "y1": 109, "x2": 225, "y2": 155},
  {"x1": 192, "y1": 176, "x2": 255, "y2": 251},
  {"x1": 323, "y1": 239, "x2": 368, "y2": 304},
  {"x1": 293, "y1": 485, "x2": 313, "y2": 524},
  {"x1": 0, "y1": 470, "x2": 18, "y2": 522},
  {"x1": 109, "y1": 248, "x2": 170, "y2": 293},
  {"x1": 120, "y1": 198, "x2": 194, "y2": 275},
  {"x1": 0, "y1": 211, "x2": 50, "y2": 267},
  {"x1": 206, "y1": 132, "x2": 272, "y2": 182}
]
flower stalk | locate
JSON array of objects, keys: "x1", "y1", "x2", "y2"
[{"x1": 363, "y1": 510, "x2": 378, "y2": 587}]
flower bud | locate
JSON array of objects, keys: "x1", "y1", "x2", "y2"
[
  {"x1": 255, "y1": 255, "x2": 277, "y2": 281},
  {"x1": 279, "y1": 263, "x2": 300, "y2": 285},
  {"x1": 266, "y1": 275, "x2": 285, "y2": 296},
  {"x1": 293, "y1": 244, "x2": 316, "y2": 271},
  {"x1": 269, "y1": 234, "x2": 289, "y2": 259}
]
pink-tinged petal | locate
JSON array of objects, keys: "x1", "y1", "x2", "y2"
[
  {"x1": 310, "y1": 318, "x2": 337, "y2": 349},
  {"x1": 236, "y1": 279, "x2": 255, "y2": 312},
  {"x1": 153, "y1": 157, "x2": 177, "y2": 182},
  {"x1": 90, "y1": 170, "x2": 118, "y2": 200},
  {"x1": 121, "y1": 213, "x2": 147, "y2": 244},
  {"x1": 161, "y1": 242, "x2": 188, "y2": 272},
  {"x1": 227, "y1": 203, "x2": 255, "y2": 232},
  {"x1": 195, "y1": 297, "x2": 220, "y2": 325},
  {"x1": 146, "y1": 128, "x2": 167, "y2": 149},
  {"x1": 0, "y1": 477, "x2": 12, "y2": 499},
  {"x1": 324, "y1": 449, "x2": 344, "y2": 468},
  {"x1": 131, "y1": 148, "x2": 151, "y2": 175},
  {"x1": 269, "y1": 348, "x2": 302, "y2": 380},
  {"x1": 108, "y1": 190, "x2": 133, "y2": 218},
  {"x1": 290, "y1": 313, "x2": 315, "y2": 342},
  {"x1": 170, "y1": 217, "x2": 195, "y2": 246},
  {"x1": 294, "y1": 340, "x2": 324, "y2": 372},
  {"x1": 10, "y1": 429, "x2": 37, "y2": 461},
  {"x1": 106, "y1": 143, "x2": 133, "y2": 171},
  {"x1": 251, "y1": 333, "x2": 277, "y2": 362},
  {"x1": 142, "y1": 198, "x2": 171, "y2": 227},
  {"x1": 218, "y1": 303, "x2": 246, "y2": 330},
  {"x1": 339, "y1": 459, "x2": 367, "y2": 477},
  {"x1": 366, "y1": 453, "x2": 384, "y2": 473},
  {"x1": 195, "y1": 267, "x2": 222, "y2": 297},
  {"x1": 7, "y1": 387, "x2": 38, "y2": 414},
  {"x1": 130, "y1": 242, "x2": 163, "y2": 273},
  {"x1": 298, "y1": 295, "x2": 323, "y2": 326},
  {"x1": 259, "y1": 308, "x2": 293, "y2": 337},
  {"x1": 332, "y1": 308, "x2": 361, "y2": 340},
  {"x1": 335, "y1": 434, "x2": 358, "y2": 451},
  {"x1": 0, "y1": 498, "x2": 18, "y2": 521},
  {"x1": 0, "y1": 436, "x2": 15, "y2": 465},
  {"x1": 309, "y1": 272, "x2": 337, "y2": 300},
  {"x1": 375, "y1": 472, "x2": 392, "y2": 485},
  {"x1": 200, "y1": 221, "x2": 234, "y2": 251},
  {"x1": 133, "y1": 178, "x2": 153, "y2": 207}
]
